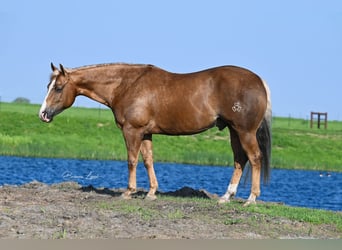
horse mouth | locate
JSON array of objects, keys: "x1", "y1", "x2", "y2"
[{"x1": 39, "y1": 111, "x2": 53, "y2": 123}]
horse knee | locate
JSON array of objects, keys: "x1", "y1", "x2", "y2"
[
  {"x1": 143, "y1": 157, "x2": 153, "y2": 168},
  {"x1": 127, "y1": 157, "x2": 138, "y2": 168}
]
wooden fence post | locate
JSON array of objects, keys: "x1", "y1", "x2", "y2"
[{"x1": 310, "y1": 112, "x2": 328, "y2": 129}]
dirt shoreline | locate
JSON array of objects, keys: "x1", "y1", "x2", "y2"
[{"x1": 0, "y1": 181, "x2": 340, "y2": 239}]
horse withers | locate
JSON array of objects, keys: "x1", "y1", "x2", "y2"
[{"x1": 39, "y1": 62, "x2": 272, "y2": 206}]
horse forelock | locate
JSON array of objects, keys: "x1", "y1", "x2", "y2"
[
  {"x1": 51, "y1": 70, "x2": 60, "y2": 77},
  {"x1": 47, "y1": 71, "x2": 58, "y2": 87}
]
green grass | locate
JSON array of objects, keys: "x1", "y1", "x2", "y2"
[
  {"x1": 183, "y1": 197, "x2": 342, "y2": 232},
  {"x1": 226, "y1": 200, "x2": 342, "y2": 231},
  {"x1": 0, "y1": 102, "x2": 341, "y2": 171},
  {"x1": 94, "y1": 195, "x2": 342, "y2": 233},
  {"x1": 271, "y1": 117, "x2": 342, "y2": 170},
  {"x1": 0, "y1": 102, "x2": 126, "y2": 160},
  {"x1": 97, "y1": 199, "x2": 156, "y2": 221}
]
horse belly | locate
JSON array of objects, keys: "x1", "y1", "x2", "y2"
[{"x1": 153, "y1": 102, "x2": 218, "y2": 135}]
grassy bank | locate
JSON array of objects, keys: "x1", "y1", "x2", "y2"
[
  {"x1": 0, "y1": 102, "x2": 341, "y2": 171},
  {"x1": 97, "y1": 195, "x2": 342, "y2": 233}
]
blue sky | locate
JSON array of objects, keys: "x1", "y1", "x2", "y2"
[{"x1": 1, "y1": 0, "x2": 341, "y2": 120}]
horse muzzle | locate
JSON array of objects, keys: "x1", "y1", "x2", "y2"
[{"x1": 39, "y1": 109, "x2": 54, "y2": 123}]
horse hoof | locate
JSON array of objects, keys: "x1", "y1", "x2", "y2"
[
  {"x1": 145, "y1": 193, "x2": 157, "y2": 201},
  {"x1": 121, "y1": 193, "x2": 132, "y2": 200},
  {"x1": 218, "y1": 198, "x2": 230, "y2": 204},
  {"x1": 243, "y1": 200, "x2": 256, "y2": 207}
]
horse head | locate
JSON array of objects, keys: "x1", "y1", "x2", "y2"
[{"x1": 39, "y1": 63, "x2": 77, "y2": 122}]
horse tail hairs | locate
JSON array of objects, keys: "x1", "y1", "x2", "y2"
[{"x1": 257, "y1": 79, "x2": 272, "y2": 184}]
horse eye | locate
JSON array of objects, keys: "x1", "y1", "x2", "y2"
[{"x1": 54, "y1": 85, "x2": 63, "y2": 92}]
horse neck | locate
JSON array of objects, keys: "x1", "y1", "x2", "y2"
[
  {"x1": 70, "y1": 66, "x2": 124, "y2": 107},
  {"x1": 71, "y1": 64, "x2": 152, "y2": 108}
]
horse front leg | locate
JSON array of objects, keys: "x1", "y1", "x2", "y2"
[
  {"x1": 140, "y1": 134, "x2": 158, "y2": 200},
  {"x1": 121, "y1": 128, "x2": 143, "y2": 200}
]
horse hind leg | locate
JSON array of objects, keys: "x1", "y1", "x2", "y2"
[
  {"x1": 238, "y1": 131, "x2": 263, "y2": 206},
  {"x1": 219, "y1": 128, "x2": 248, "y2": 204}
]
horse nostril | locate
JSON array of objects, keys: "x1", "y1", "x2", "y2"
[{"x1": 39, "y1": 110, "x2": 52, "y2": 123}]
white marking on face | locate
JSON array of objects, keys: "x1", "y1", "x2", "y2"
[{"x1": 39, "y1": 79, "x2": 56, "y2": 117}]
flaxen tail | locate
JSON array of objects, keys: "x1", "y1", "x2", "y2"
[{"x1": 257, "y1": 79, "x2": 272, "y2": 183}]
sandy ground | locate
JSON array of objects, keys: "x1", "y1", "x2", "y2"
[{"x1": 0, "y1": 181, "x2": 340, "y2": 239}]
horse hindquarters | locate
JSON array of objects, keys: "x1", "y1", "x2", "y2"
[{"x1": 217, "y1": 80, "x2": 270, "y2": 205}]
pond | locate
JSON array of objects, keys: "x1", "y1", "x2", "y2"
[{"x1": 0, "y1": 156, "x2": 341, "y2": 211}]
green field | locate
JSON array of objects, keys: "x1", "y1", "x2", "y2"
[{"x1": 0, "y1": 102, "x2": 341, "y2": 171}]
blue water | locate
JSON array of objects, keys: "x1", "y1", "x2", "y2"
[{"x1": 0, "y1": 156, "x2": 341, "y2": 211}]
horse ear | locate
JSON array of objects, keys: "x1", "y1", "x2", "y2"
[
  {"x1": 59, "y1": 64, "x2": 67, "y2": 76},
  {"x1": 51, "y1": 63, "x2": 58, "y2": 72}
]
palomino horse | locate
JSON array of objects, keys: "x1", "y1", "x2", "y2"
[{"x1": 39, "y1": 63, "x2": 271, "y2": 205}]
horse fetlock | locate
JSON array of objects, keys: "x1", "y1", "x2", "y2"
[
  {"x1": 121, "y1": 188, "x2": 137, "y2": 200},
  {"x1": 244, "y1": 193, "x2": 257, "y2": 206},
  {"x1": 251, "y1": 188, "x2": 260, "y2": 197}
]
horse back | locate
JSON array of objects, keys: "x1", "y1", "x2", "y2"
[{"x1": 114, "y1": 65, "x2": 267, "y2": 134}]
